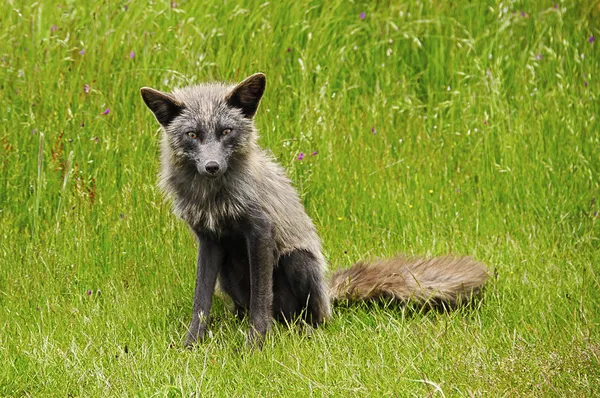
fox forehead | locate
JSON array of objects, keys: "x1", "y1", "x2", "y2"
[{"x1": 169, "y1": 83, "x2": 248, "y2": 133}]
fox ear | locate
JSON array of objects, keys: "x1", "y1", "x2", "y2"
[
  {"x1": 140, "y1": 87, "x2": 183, "y2": 127},
  {"x1": 226, "y1": 73, "x2": 266, "y2": 119}
]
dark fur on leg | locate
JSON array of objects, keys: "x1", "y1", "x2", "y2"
[
  {"x1": 274, "y1": 250, "x2": 330, "y2": 327},
  {"x1": 185, "y1": 234, "x2": 224, "y2": 347},
  {"x1": 244, "y1": 211, "x2": 275, "y2": 348}
]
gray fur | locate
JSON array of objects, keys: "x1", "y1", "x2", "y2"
[{"x1": 141, "y1": 73, "x2": 331, "y2": 347}]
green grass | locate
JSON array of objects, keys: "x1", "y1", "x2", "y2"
[{"x1": 1, "y1": 0, "x2": 599, "y2": 395}]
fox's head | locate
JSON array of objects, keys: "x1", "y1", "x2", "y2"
[{"x1": 140, "y1": 73, "x2": 266, "y2": 179}]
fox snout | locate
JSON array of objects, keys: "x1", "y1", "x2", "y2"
[
  {"x1": 196, "y1": 159, "x2": 226, "y2": 178},
  {"x1": 192, "y1": 141, "x2": 229, "y2": 178}
]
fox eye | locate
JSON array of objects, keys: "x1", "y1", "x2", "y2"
[
  {"x1": 222, "y1": 129, "x2": 232, "y2": 136},
  {"x1": 186, "y1": 131, "x2": 197, "y2": 139}
]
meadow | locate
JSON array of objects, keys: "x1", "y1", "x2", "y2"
[{"x1": 1, "y1": 0, "x2": 599, "y2": 395}]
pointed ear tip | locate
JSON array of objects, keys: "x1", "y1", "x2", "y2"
[
  {"x1": 140, "y1": 87, "x2": 153, "y2": 97},
  {"x1": 247, "y1": 73, "x2": 266, "y2": 84}
]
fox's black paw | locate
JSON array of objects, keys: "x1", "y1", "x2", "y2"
[{"x1": 245, "y1": 328, "x2": 266, "y2": 350}]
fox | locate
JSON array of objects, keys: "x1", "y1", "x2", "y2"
[{"x1": 140, "y1": 73, "x2": 489, "y2": 348}]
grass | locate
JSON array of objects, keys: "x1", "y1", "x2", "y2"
[{"x1": 1, "y1": 0, "x2": 599, "y2": 395}]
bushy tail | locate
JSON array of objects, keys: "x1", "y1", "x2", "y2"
[{"x1": 329, "y1": 255, "x2": 489, "y2": 308}]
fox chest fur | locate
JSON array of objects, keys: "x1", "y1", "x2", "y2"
[{"x1": 159, "y1": 149, "x2": 252, "y2": 234}]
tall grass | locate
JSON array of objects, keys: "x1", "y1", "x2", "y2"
[{"x1": 1, "y1": 0, "x2": 598, "y2": 395}]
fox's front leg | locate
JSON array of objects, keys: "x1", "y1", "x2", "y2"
[
  {"x1": 244, "y1": 214, "x2": 275, "y2": 348},
  {"x1": 185, "y1": 233, "x2": 224, "y2": 347}
]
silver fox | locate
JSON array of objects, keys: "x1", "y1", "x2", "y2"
[{"x1": 140, "y1": 73, "x2": 489, "y2": 348}]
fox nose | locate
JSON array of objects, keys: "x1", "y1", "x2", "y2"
[{"x1": 205, "y1": 161, "x2": 220, "y2": 175}]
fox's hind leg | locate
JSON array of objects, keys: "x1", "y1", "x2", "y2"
[{"x1": 274, "y1": 250, "x2": 331, "y2": 327}]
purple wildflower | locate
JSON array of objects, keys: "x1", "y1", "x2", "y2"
[
  {"x1": 589, "y1": 36, "x2": 595, "y2": 44},
  {"x1": 79, "y1": 49, "x2": 85, "y2": 55},
  {"x1": 554, "y1": 4, "x2": 558, "y2": 9},
  {"x1": 535, "y1": 54, "x2": 543, "y2": 60},
  {"x1": 84, "y1": 84, "x2": 90, "y2": 93},
  {"x1": 129, "y1": 51, "x2": 135, "y2": 59},
  {"x1": 360, "y1": 12, "x2": 366, "y2": 20},
  {"x1": 87, "y1": 290, "x2": 92, "y2": 296},
  {"x1": 312, "y1": 151, "x2": 318, "y2": 156},
  {"x1": 371, "y1": 126, "x2": 376, "y2": 134},
  {"x1": 102, "y1": 108, "x2": 110, "y2": 115},
  {"x1": 124, "y1": 5, "x2": 129, "y2": 11},
  {"x1": 297, "y1": 152, "x2": 305, "y2": 161},
  {"x1": 50, "y1": 24, "x2": 58, "y2": 32}
]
